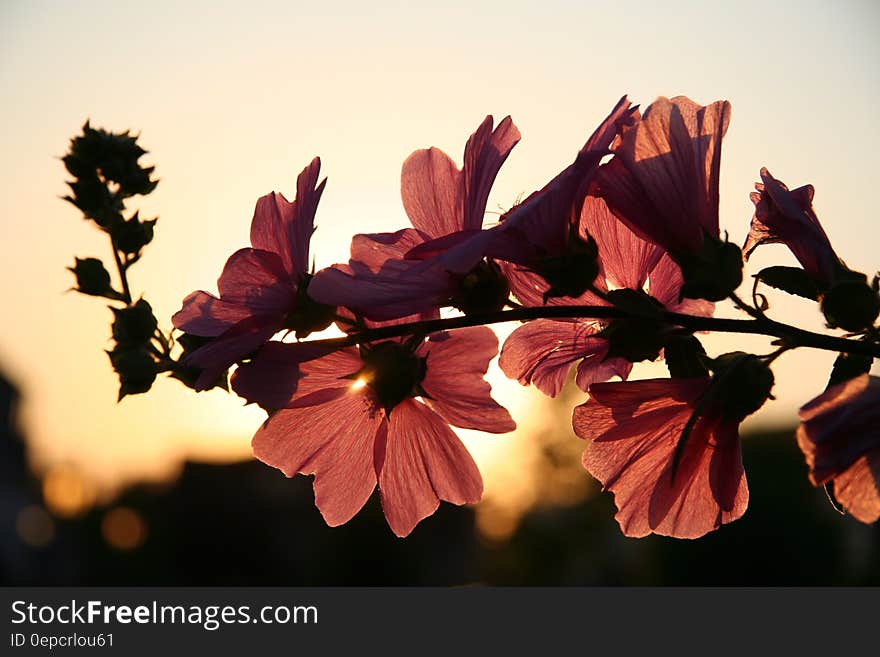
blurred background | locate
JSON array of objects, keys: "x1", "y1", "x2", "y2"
[{"x1": 1, "y1": 0, "x2": 879, "y2": 585}]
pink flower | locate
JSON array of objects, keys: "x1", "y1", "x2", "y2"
[
  {"x1": 234, "y1": 327, "x2": 515, "y2": 537},
  {"x1": 574, "y1": 374, "x2": 759, "y2": 539},
  {"x1": 597, "y1": 97, "x2": 741, "y2": 301},
  {"x1": 172, "y1": 159, "x2": 331, "y2": 389},
  {"x1": 489, "y1": 96, "x2": 636, "y2": 296},
  {"x1": 499, "y1": 194, "x2": 714, "y2": 397},
  {"x1": 796, "y1": 374, "x2": 880, "y2": 524},
  {"x1": 598, "y1": 96, "x2": 730, "y2": 256},
  {"x1": 743, "y1": 167, "x2": 844, "y2": 285},
  {"x1": 308, "y1": 116, "x2": 520, "y2": 320}
]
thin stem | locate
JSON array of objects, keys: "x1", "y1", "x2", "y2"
[
  {"x1": 729, "y1": 291, "x2": 764, "y2": 321},
  {"x1": 294, "y1": 305, "x2": 880, "y2": 359},
  {"x1": 109, "y1": 237, "x2": 133, "y2": 305}
]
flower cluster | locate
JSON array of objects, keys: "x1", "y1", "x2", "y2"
[{"x1": 67, "y1": 95, "x2": 880, "y2": 539}]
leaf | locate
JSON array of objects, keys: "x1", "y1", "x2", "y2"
[{"x1": 754, "y1": 266, "x2": 824, "y2": 301}]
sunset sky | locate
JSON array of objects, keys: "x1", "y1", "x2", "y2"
[{"x1": 1, "y1": 1, "x2": 879, "y2": 512}]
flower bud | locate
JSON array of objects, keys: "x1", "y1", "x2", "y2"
[
  {"x1": 451, "y1": 259, "x2": 510, "y2": 315},
  {"x1": 535, "y1": 228, "x2": 600, "y2": 301},
  {"x1": 709, "y1": 352, "x2": 775, "y2": 421},
  {"x1": 677, "y1": 237, "x2": 743, "y2": 302},
  {"x1": 64, "y1": 177, "x2": 119, "y2": 227},
  {"x1": 107, "y1": 346, "x2": 157, "y2": 399},
  {"x1": 69, "y1": 257, "x2": 118, "y2": 299},
  {"x1": 663, "y1": 332, "x2": 709, "y2": 379},
  {"x1": 111, "y1": 212, "x2": 156, "y2": 255},
  {"x1": 820, "y1": 277, "x2": 880, "y2": 332},
  {"x1": 111, "y1": 299, "x2": 158, "y2": 346},
  {"x1": 599, "y1": 289, "x2": 667, "y2": 363}
]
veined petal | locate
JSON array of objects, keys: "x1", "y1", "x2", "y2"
[
  {"x1": 832, "y1": 454, "x2": 880, "y2": 524},
  {"x1": 418, "y1": 327, "x2": 515, "y2": 433},
  {"x1": 216, "y1": 248, "x2": 294, "y2": 312},
  {"x1": 743, "y1": 168, "x2": 841, "y2": 284},
  {"x1": 401, "y1": 147, "x2": 461, "y2": 238},
  {"x1": 186, "y1": 317, "x2": 281, "y2": 389},
  {"x1": 582, "y1": 194, "x2": 662, "y2": 291},
  {"x1": 231, "y1": 342, "x2": 358, "y2": 409},
  {"x1": 252, "y1": 391, "x2": 381, "y2": 527},
  {"x1": 250, "y1": 157, "x2": 326, "y2": 276},
  {"x1": 350, "y1": 228, "x2": 429, "y2": 272},
  {"x1": 379, "y1": 399, "x2": 482, "y2": 537},
  {"x1": 172, "y1": 291, "x2": 253, "y2": 337},
  {"x1": 494, "y1": 97, "x2": 634, "y2": 261},
  {"x1": 599, "y1": 96, "x2": 730, "y2": 256},
  {"x1": 460, "y1": 115, "x2": 521, "y2": 231},
  {"x1": 500, "y1": 319, "x2": 612, "y2": 397},
  {"x1": 309, "y1": 259, "x2": 454, "y2": 321},
  {"x1": 797, "y1": 375, "x2": 880, "y2": 487},
  {"x1": 575, "y1": 378, "x2": 746, "y2": 538}
]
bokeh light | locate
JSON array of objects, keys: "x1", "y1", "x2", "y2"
[
  {"x1": 15, "y1": 504, "x2": 55, "y2": 548},
  {"x1": 101, "y1": 506, "x2": 148, "y2": 551},
  {"x1": 42, "y1": 464, "x2": 97, "y2": 518}
]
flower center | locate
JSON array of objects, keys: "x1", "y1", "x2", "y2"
[{"x1": 357, "y1": 341, "x2": 427, "y2": 414}]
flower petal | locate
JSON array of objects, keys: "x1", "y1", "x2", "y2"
[
  {"x1": 418, "y1": 327, "x2": 515, "y2": 432},
  {"x1": 186, "y1": 318, "x2": 281, "y2": 391},
  {"x1": 401, "y1": 147, "x2": 461, "y2": 238},
  {"x1": 379, "y1": 399, "x2": 482, "y2": 537},
  {"x1": 172, "y1": 291, "x2": 253, "y2": 336},
  {"x1": 250, "y1": 157, "x2": 326, "y2": 275},
  {"x1": 499, "y1": 319, "x2": 614, "y2": 397},
  {"x1": 350, "y1": 228, "x2": 429, "y2": 272},
  {"x1": 797, "y1": 374, "x2": 880, "y2": 484},
  {"x1": 832, "y1": 454, "x2": 880, "y2": 524},
  {"x1": 460, "y1": 115, "x2": 521, "y2": 231},
  {"x1": 309, "y1": 259, "x2": 454, "y2": 321},
  {"x1": 743, "y1": 168, "x2": 841, "y2": 284},
  {"x1": 216, "y1": 248, "x2": 294, "y2": 312},
  {"x1": 231, "y1": 342, "x2": 357, "y2": 409},
  {"x1": 492, "y1": 97, "x2": 634, "y2": 263},
  {"x1": 252, "y1": 391, "x2": 381, "y2": 526},
  {"x1": 599, "y1": 97, "x2": 730, "y2": 256},
  {"x1": 582, "y1": 194, "x2": 662, "y2": 291},
  {"x1": 575, "y1": 378, "x2": 747, "y2": 539}
]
